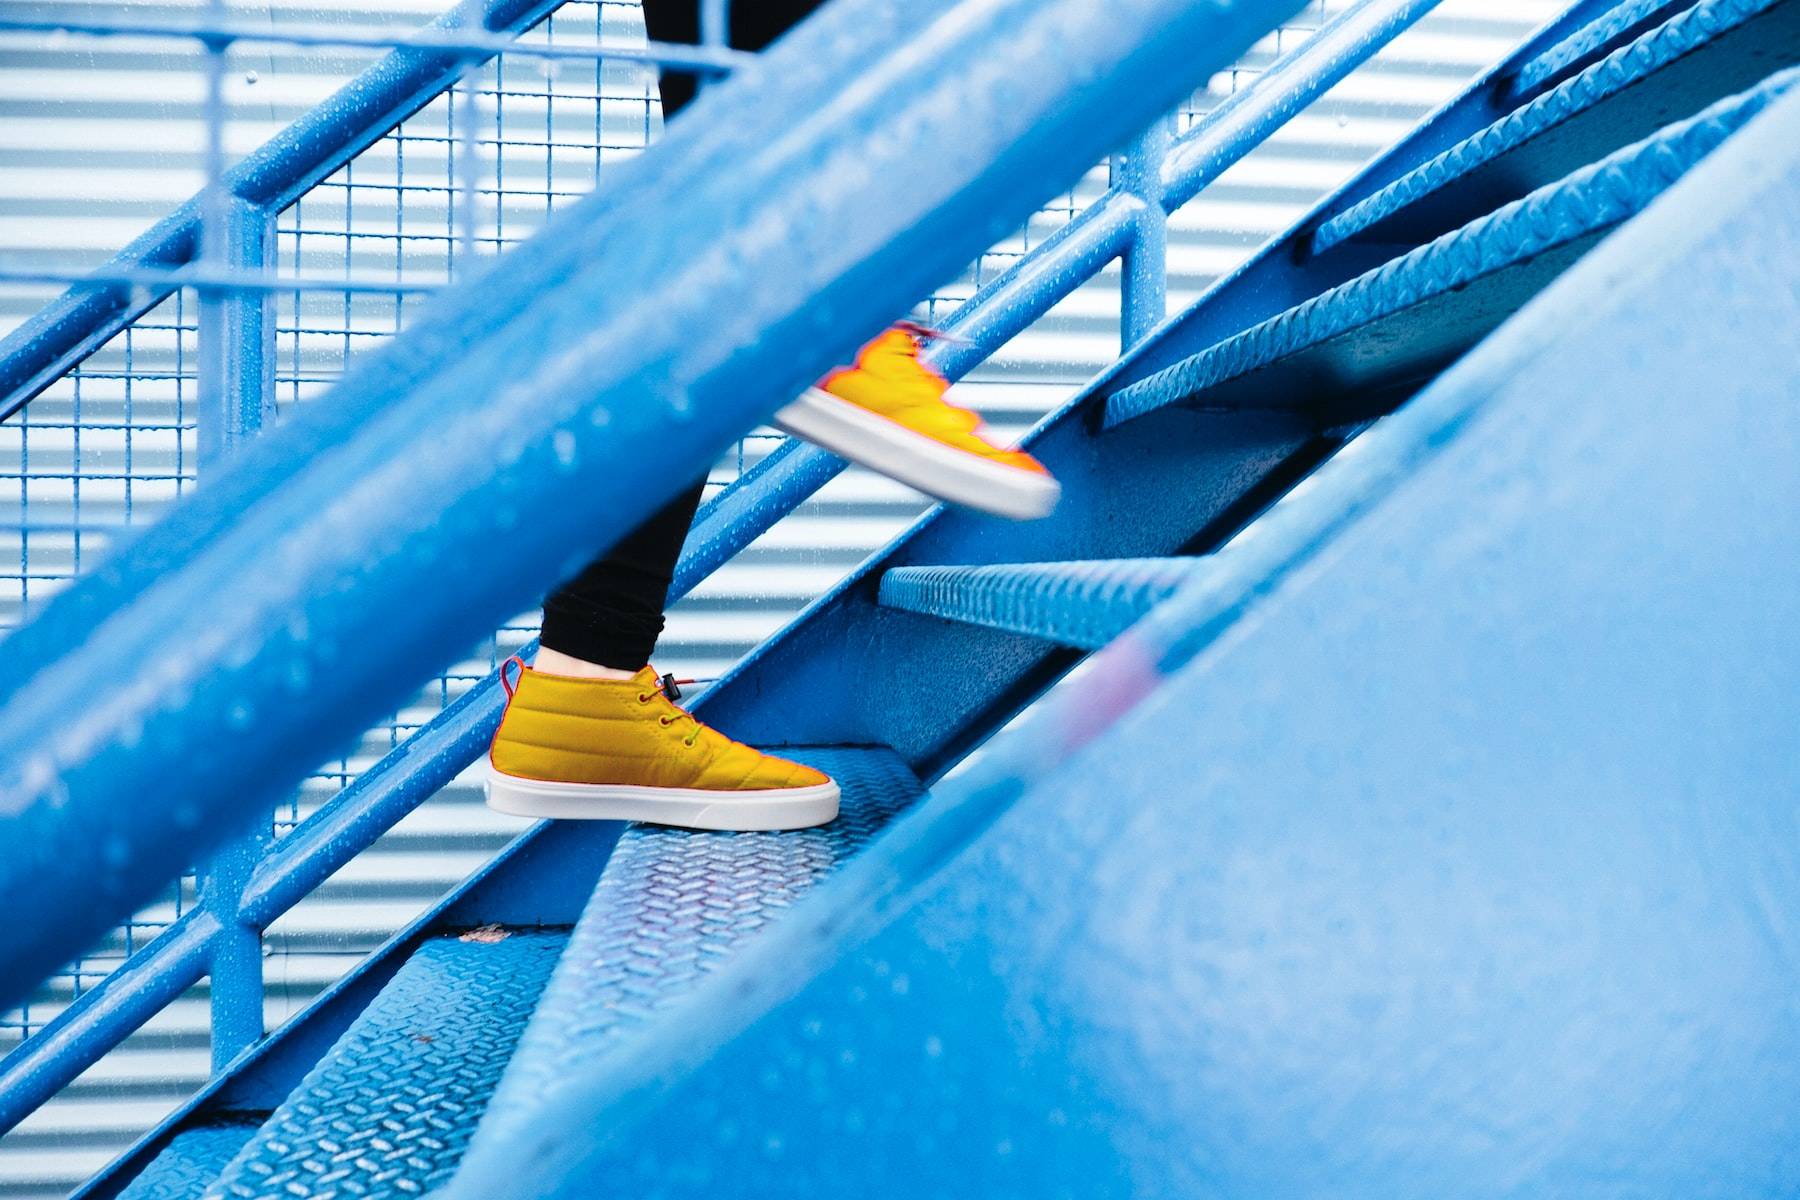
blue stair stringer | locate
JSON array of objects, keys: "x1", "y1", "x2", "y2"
[
  {"x1": 114, "y1": 1123, "x2": 261, "y2": 1200},
  {"x1": 440, "y1": 80, "x2": 1800, "y2": 1200},
  {"x1": 189, "y1": 931, "x2": 567, "y2": 1200},
  {"x1": 464, "y1": 749, "x2": 924, "y2": 1161},
  {"x1": 1311, "y1": 0, "x2": 1800, "y2": 252},
  {"x1": 878, "y1": 559, "x2": 1204, "y2": 649},
  {"x1": 1103, "y1": 68, "x2": 1796, "y2": 428}
]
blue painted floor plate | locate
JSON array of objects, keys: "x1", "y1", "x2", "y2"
[
  {"x1": 114, "y1": 1120, "x2": 262, "y2": 1200},
  {"x1": 460, "y1": 746, "x2": 925, "y2": 1169},
  {"x1": 198, "y1": 930, "x2": 566, "y2": 1200}
]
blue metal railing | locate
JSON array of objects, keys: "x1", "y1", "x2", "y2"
[{"x1": 0, "y1": 0, "x2": 1451, "y2": 1142}]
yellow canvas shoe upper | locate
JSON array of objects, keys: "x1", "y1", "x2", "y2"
[
  {"x1": 489, "y1": 663, "x2": 828, "y2": 793},
  {"x1": 818, "y1": 325, "x2": 1050, "y2": 476}
]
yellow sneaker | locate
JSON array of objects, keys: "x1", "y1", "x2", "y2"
[
  {"x1": 484, "y1": 659, "x2": 839, "y2": 831},
  {"x1": 774, "y1": 324, "x2": 1060, "y2": 520}
]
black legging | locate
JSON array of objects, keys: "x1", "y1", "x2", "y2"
[{"x1": 539, "y1": 0, "x2": 828, "y2": 670}]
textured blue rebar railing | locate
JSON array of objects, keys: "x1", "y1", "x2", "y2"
[{"x1": 0, "y1": 0, "x2": 1450, "y2": 1139}]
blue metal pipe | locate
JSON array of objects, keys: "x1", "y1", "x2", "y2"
[
  {"x1": 236, "y1": 673, "x2": 507, "y2": 927},
  {"x1": 0, "y1": 911, "x2": 217, "y2": 1137},
  {"x1": 1117, "y1": 119, "x2": 1171, "y2": 350},
  {"x1": 0, "y1": 0, "x2": 566, "y2": 419},
  {"x1": 0, "y1": 14, "x2": 751, "y2": 72},
  {"x1": 0, "y1": 0, "x2": 1306, "y2": 1012},
  {"x1": 1161, "y1": 0, "x2": 1449, "y2": 212}
]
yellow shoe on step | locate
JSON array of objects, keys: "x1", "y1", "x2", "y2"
[
  {"x1": 774, "y1": 324, "x2": 1060, "y2": 521},
  {"x1": 484, "y1": 659, "x2": 839, "y2": 831}
]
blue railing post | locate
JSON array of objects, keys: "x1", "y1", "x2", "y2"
[
  {"x1": 193, "y1": 13, "x2": 277, "y2": 1062},
  {"x1": 1116, "y1": 116, "x2": 1171, "y2": 349},
  {"x1": 196, "y1": 190, "x2": 276, "y2": 1065},
  {"x1": 200, "y1": 825, "x2": 270, "y2": 1070},
  {"x1": 195, "y1": 185, "x2": 276, "y2": 1064},
  {"x1": 196, "y1": 197, "x2": 276, "y2": 465}
]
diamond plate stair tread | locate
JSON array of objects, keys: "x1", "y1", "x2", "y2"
[
  {"x1": 1513, "y1": 0, "x2": 1692, "y2": 95},
  {"x1": 1313, "y1": 0, "x2": 1798, "y2": 252},
  {"x1": 1103, "y1": 70, "x2": 1795, "y2": 428},
  {"x1": 463, "y1": 746, "x2": 926, "y2": 1162},
  {"x1": 115, "y1": 1120, "x2": 262, "y2": 1200},
  {"x1": 199, "y1": 930, "x2": 566, "y2": 1200},
  {"x1": 878, "y1": 558, "x2": 1203, "y2": 649}
]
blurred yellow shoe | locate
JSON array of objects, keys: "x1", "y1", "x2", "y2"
[
  {"x1": 775, "y1": 324, "x2": 1060, "y2": 520},
  {"x1": 484, "y1": 659, "x2": 839, "y2": 831}
]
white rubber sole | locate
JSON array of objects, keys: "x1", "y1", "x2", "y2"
[
  {"x1": 774, "y1": 387, "x2": 1060, "y2": 521},
  {"x1": 484, "y1": 764, "x2": 840, "y2": 831}
]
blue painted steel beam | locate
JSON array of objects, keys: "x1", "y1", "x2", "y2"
[
  {"x1": 0, "y1": 0, "x2": 1307, "y2": 1013},
  {"x1": 450, "y1": 83, "x2": 1800, "y2": 1200},
  {"x1": 1311, "y1": 0, "x2": 1800, "y2": 254},
  {"x1": 878, "y1": 558, "x2": 1204, "y2": 649},
  {"x1": 1104, "y1": 73, "x2": 1796, "y2": 428},
  {"x1": 0, "y1": 912, "x2": 217, "y2": 1138},
  {"x1": 0, "y1": 0, "x2": 566, "y2": 419}
]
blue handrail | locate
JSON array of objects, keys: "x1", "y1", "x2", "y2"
[
  {"x1": 0, "y1": 0, "x2": 1312, "y2": 1014},
  {"x1": 0, "y1": 0, "x2": 1450, "y2": 1133}
]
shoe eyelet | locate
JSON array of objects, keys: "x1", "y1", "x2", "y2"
[
  {"x1": 658, "y1": 715, "x2": 673, "y2": 726},
  {"x1": 637, "y1": 692, "x2": 651, "y2": 703}
]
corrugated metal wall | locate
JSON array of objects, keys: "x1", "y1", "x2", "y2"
[{"x1": 0, "y1": 1, "x2": 1562, "y2": 1193}]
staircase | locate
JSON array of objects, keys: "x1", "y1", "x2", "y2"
[{"x1": 2, "y1": 0, "x2": 1798, "y2": 1195}]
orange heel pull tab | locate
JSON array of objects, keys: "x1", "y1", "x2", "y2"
[{"x1": 500, "y1": 655, "x2": 526, "y2": 699}]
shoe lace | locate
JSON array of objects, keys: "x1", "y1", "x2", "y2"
[{"x1": 638, "y1": 675, "x2": 702, "y2": 747}]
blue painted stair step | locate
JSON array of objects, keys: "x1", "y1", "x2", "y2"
[
  {"x1": 1102, "y1": 69, "x2": 1795, "y2": 430},
  {"x1": 195, "y1": 930, "x2": 567, "y2": 1200},
  {"x1": 1510, "y1": 0, "x2": 1698, "y2": 98},
  {"x1": 1311, "y1": 0, "x2": 1800, "y2": 253},
  {"x1": 456, "y1": 747, "x2": 925, "y2": 1179},
  {"x1": 114, "y1": 1120, "x2": 262, "y2": 1200},
  {"x1": 878, "y1": 558, "x2": 1205, "y2": 649}
]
